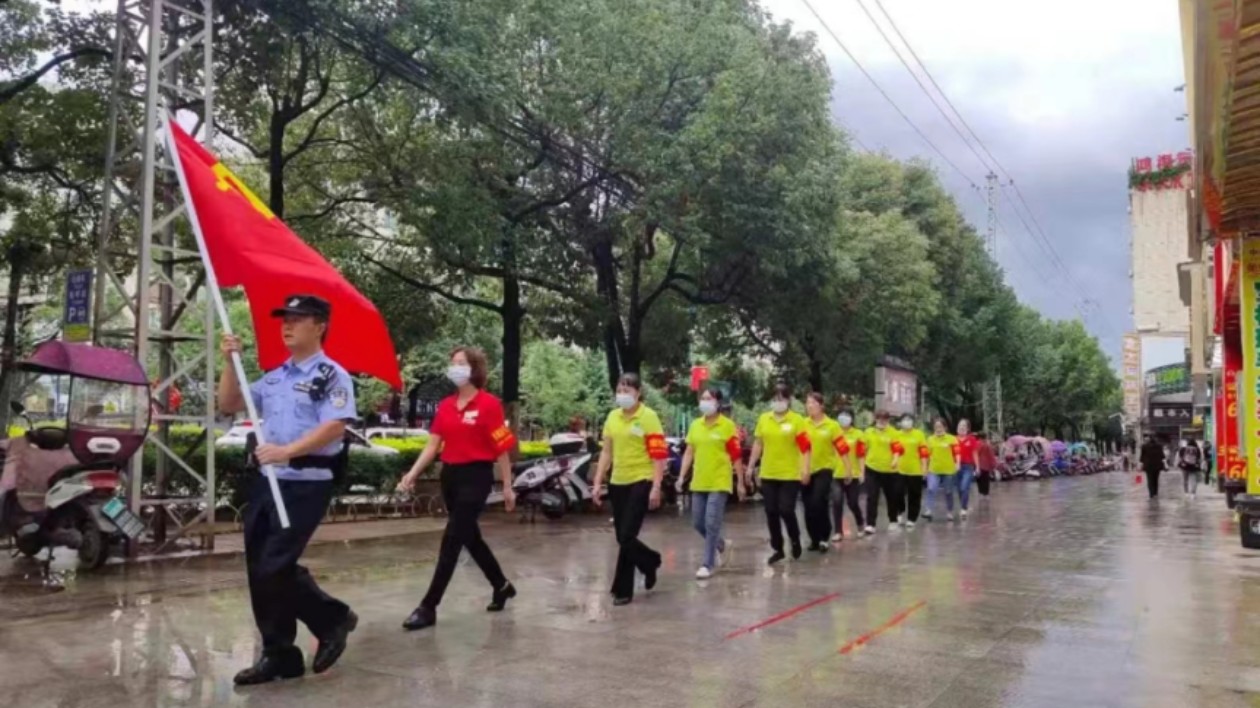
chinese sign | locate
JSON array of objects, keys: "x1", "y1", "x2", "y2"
[
  {"x1": 1221, "y1": 344, "x2": 1244, "y2": 481},
  {"x1": 1128, "y1": 151, "x2": 1193, "y2": 191},
  {"x1": 62, "y1": 269, "x2": 92, "y2": 343},
  {"x1": 1143, "y1": 363, "x2": 1190, "y2": 395},
  {"x1": 1148, "y1": 403, "x2": 1192, "y2": 426},
  {"x1": 1122, "y1": 334, "x2": 1142, "y2": 422},
  {"x1": 874, "y1": 365, "x2": 917, "y2": 417},
  {"x1": 1240, "y1": 238, "x2": 1260, "y2": 494}
]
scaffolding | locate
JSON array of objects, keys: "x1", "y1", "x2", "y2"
[{"x1": 93, "y1": 0, "x2": 217, "y2": 551}]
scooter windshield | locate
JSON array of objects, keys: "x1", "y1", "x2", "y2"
[{"x1": 67, "y1": 378, "x2": 149, "y2": 465}]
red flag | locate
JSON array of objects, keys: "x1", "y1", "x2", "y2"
[{"x1": 167, "y1": 122, "x2": 402, "y2": 389}]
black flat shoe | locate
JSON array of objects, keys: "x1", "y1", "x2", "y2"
[
  {"x1": 767, "y1": 551, "x2": 786, "y2": 565},
  {"x1": 791, "y1": 544, "x2": 803, "y2": 560},
  {"x1": 233, "y1": 651, "x2": 305, "y2": 686},
  {"x1": 402, "y1": 605, "x2": 436, "y2": 631},
  {"x1": 487, "y1": 582, "x2": 517, "y2": 612},
  {"x1": 644, "y1": 566, "x2": 658, "y2": 591},
  {"x1": 613, "y1": 596, "x2": 633, "y2": 606},
  {"x1": 313, "y1": 609, "x2": 357, "y2": 674}
]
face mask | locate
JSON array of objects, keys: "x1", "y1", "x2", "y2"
[
  {"x1": 615, "y1": 393, "x2": 637, "y2": 410},
  {"x1": 447, "y1": 365, "x2": 471, "y2": 386},
  {"x1": 900, "y1": 419, "x2": 913, "y2": 431},
  {"x1": 698, "y1": 400, "x2": 718, "y2": 416},
  {"x1": 771, "y1": 400, "x2": 788, "y2": 414},
  {"x1": 837, "y1": 414, "x2": 853, "y2": 427}
]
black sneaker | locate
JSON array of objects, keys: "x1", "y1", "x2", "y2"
[
  {"x1": 487, "y1": 582, "x2": 517, "y2": 612},
  {"x1": 613, "y1": 596, "x2": 633, "y2": 606},
  {"x1": 767, "y1": 551, "x2": 786, "y2": 565},
  {"x1": 402, "y1": 605, "x2": 436, "y2": 631},
  {"x1": 791, "y1": 543, "x2": 803, "y2": 560},
  {"x1": 233, "y1": 650, "x2": 305, "y2": 686}
]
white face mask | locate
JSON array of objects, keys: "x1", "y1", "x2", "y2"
[
  {"x1": 900, "y1": 419, "x2": 913, "y2": 431},
  {"x1": 699, "y1": 400, "x2": 718, "y2": 416},
  {"x1": 447, "y1": 364, "x2": 471, "y2": 386},
  {"x1": 615, "y1": 393, "x2": 637, "y2": 410},
  {"x1": 837, "y1": 414, "x2": 853, "y2": 427},
  {"x1": 771, "y1": 400, "x2": 789, "y2": 414}
]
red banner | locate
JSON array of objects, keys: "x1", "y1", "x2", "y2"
[{"x1": 1223, "y1": 341, "x2": 1245, "y2": 480}]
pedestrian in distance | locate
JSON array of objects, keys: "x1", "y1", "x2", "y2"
[
  {"x1": 747, "y1": 382, "x2": 812, "y2": 565},
  {"x1": 801, "y1": 392, "x2": 841, "y2": 553},
  {"x1": 895, "y1": 414, "x2": 929, "y2": 528},
  {"x1": 1140, "y1": 434, "x2": 1166, "y2": 499},
  {"x1": 397, "y1": 347, "x2": 519, "y2": 631},
  {"x1": 1177, "y1": 439, "x2": 1203, "y2": 500},
  {"x1": 676, "y1": 387, "x2": 747, "y2": 580},
  {"x1": 862, "y1": 410, "x2": 904, "y2": 534},
  {"x1": 923, "y1": 418, "x2": 961, "y2": 522},
  {"x1": 974, "y1": 430, "x2": 997, "y2": 497},
  {"x1": 218, "y1": 294, "x2": 360, "y2": 686},
  {"x1": 954, "y1": 419, "x2": 978, "y2": 517},
  {"x1": 831, "y1": 408, "x2": 866, "y2": 542},
  {"x1": 590, "y1": 373, "x2": 667, "y2": 605}
]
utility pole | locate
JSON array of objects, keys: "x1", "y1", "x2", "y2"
[{"x1": 983, "y1": 173, "x2": 1004, "y2": 439}]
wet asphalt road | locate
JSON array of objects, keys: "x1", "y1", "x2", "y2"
[{"x1": 2, "y1": 472, "x2": 1259, "y2": 707}]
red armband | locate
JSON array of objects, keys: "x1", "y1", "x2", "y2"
[
  {"x1": 855, "y1": 441, "x2": 867, "y2": 458},
  {"x1": 951, "y1": 444, "x2": 960, "y2": 456},
  {"x1": 795, "y1": 432, "x2": 811, "y2": 454},
  {"x1": 725, "y1": 436, "x2": 742, "y2": 462},
  {"x1": 918, "y1": 445, "x2": 930, "y2": 460},
  {"x1": 891, "y1": 441, "x2": 905, "y2": 456},
  {"x1": 833, "y1": 438, "x2": 850, "y2": 456},
  {"x1": 490, "y1": 425, "x2": 517, "y2": 455},
  {"x1": 645, "y1": 433, "x2": 668, "y2": 460}
]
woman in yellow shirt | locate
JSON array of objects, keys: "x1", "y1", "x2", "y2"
[
  {"x1": 924, "y1": 417, "x2": 961, "y2": 522},
  {"x1": 591, "y1": 373, "x2": 668, "y2": 605},
  {"x1": 863, "y1": 410, "x2": 904, "y2": 534},
  {"x1": 896, "y1": 413, "x2": 929, "y2": 528},
  {"x1": 747, "y1": 382, "x2": 812, "y2": 565},
  {"x1": 677, "y1": 388, "x2": 747, "y2": 579},
  {"x1": 802, "y1": 392, "x2": 841, "y2": 553},
  {"x1": 831, "y1": 408, "x2": 865, "y2": 541}
]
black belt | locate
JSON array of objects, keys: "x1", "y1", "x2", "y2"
[{"x1": 290, "y1": 454, "x2": 338, "y2": 469}]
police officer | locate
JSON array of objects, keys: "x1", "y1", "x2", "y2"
[{"x1": 218, "y1": 294, "x2": 359, "y2": 686}]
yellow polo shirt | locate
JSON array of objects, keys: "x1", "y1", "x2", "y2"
[
  {"x1": 754, "y1": 410, "x2": 809, "y2": 481},
  {"x1": 835, "y1": 426, "x2": 864, "y2": 479},
  {"x1": 928, "y1": 433, "x2": 960, "y2": 475},
  {"x1": 897, "y1": 428, "x2": 929, "y2": 476},
  {"x1": 804, "y1": 416, "x2": 842, "y2": 473},
  {"x1": 602, "y1": 405, "x2": 667, "y2": 485},
  {"x1": 863, "y1": 426, "x2": 900, "y2": 473},
  {"x1": 685, "y1": 415, "x2": 739, "y2": 493}
]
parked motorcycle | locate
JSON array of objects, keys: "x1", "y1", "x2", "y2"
[
  {"x1": 505, "y1": 433, "x2": 595, "y2": 522},
  {"x1": 0, "y1": 341, "x2": 150, "y2": 573}
]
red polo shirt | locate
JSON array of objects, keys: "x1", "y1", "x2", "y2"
[
  {"x1": 431, "y1": 390, "x2": 516, "y2": 464},
  {"x1": 958, "y1": 434, "x2": 977, "y2": 465}
]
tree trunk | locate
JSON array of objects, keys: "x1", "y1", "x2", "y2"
[
  {"x1": 0, "y1": 250, "x2": 27, "y2": 432},
  {"x1": 592, "y1": 239, "x2": 625, "y2": 390},
  {"x1": 808, "y1": 356, "x2": 822, "y2": 394},
  {"x1": 268, "y1": 114, "x2": 286, "y2": 219},
  {"x1": 500, "y1": 273, "x2": 523, "y2": 432}
]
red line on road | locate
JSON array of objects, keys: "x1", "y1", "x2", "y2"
[
  {"x1": 723, "y1": 592, "x2": 843, "y2": 640},
  {"x1": 837, "y1": 600, "x2": 927, "y2": 655}
]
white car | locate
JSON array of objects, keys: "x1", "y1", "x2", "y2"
[
  {"x1": 215, "y1": 422, "x2": 400, "y2": 456},
  {"x1": 365, "y1": 426, "x2": 428, "y2": 441}
]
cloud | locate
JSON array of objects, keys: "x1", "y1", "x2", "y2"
[{"x1": 762, "y1": 0, "x2": 1190, "y2": 364}]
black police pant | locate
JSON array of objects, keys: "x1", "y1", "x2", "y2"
[
  {"x1": 243, "y1": 476, "x2": 350, "y2": 656},
  {"x1": 803, "y1": 470, "x2": 833, "y2": 546},
  {"x1": 760, "y1": 479, "x2": 802, "y2": 553},
  {"x1": 902, "y1": 474, "x2": 923, "y2": 522},
  {"x1": 865, "y1": 468, "x2": 903, "y2": 527},
  {"x1": 422, "y1": 462, "x2": 508, "y2": 609},
  {"x1": 609, "y1": 481, "x2": 661, "y2": 600},
  {"x1": 832, "y1": 478, "x2": 865, "y2": 534}
]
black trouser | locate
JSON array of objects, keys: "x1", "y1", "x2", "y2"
[
  {"x1": 803, "y1": 470, "x2": 833, "y2": 545},
  {"x1": 902, "y1": 474, "x2": 923, "y2": 522},
  {"x1": 831, "y1": 478, "x2": 865, "y2": 535},
  {"x1": 865, "y1": 468, "x2": 903, "y2": 526},
  {"x1": 1145, "y1": 469, "x2": 1162, "y2": 498},
  {"x1": 421, "y1": 462, "x2": 508, "y2": 609},
  {"x1": 244, "y1": 476, "x2": 350, "y2": 656},
  {"x1": 977, "y1": 470, "x2": 992, "y2": 496},
  {"x1": 760, "y1": 479, "x2": 802, "y2": 552},
  {"x1": 609, "y1": 480, "x2": 660, "y2": 599}
]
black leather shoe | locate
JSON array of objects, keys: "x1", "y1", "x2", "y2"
[
  {"x1": 767, "y1": 551, "x2": 785, "y2": 565},
  {"x1": 644, "y1": 566, "x2": 658, "y2": 591},
  {"x1": 313, "y1": 609, "x2": 358, "y2": 674},
  {"x1": 233, "y1": 651, "x2": 305, "y2": 686},
  {"x1": 791, "y1": 543, "x2": 803, "y2": 560},
  {"x1": 487, "y1": 582, "x2": 517, "y2": 612},
  {"x1": 402, "y1": 605, "x2": 436, "y2": 631},
  {"x1": 613, "y1": 596, "x2": 633, "y2": 606}
]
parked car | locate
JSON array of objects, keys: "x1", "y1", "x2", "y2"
[
  {"x1": 215, "y1": 421, "x2": 400, "y2": 456},
  {"x1": 365, "y1": 426, "x2": 428, "y2": 441}
]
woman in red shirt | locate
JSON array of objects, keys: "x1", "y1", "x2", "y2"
[
  {"x1": 396, "y1": 347, "x2": 518, "y2": 631},
  {"x1": 974, "y1": 430, "x2": 998, "y2": 497}
]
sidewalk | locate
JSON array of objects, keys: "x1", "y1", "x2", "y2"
[{"x1": 136, "y1": 515, "x2": 452, "y2": 561}]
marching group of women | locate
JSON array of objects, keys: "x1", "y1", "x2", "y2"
[{"x1": 397, "y1": 347, "x2": 1000, "y2": 620}]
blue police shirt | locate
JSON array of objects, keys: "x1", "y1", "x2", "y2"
[{"x1": 249, "y1": 351, "x2": 357, "y2": 482}]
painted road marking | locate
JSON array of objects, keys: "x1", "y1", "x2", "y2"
[
  {"x1": 723, "y1": 592, "x2": 842, "y2": 640},
  {"x1": 837, "y1": 600, "x2": 927, "y2": 654}
]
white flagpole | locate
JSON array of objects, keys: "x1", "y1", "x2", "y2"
[{"x1": 161, "y1": 113, "x2": 291, "y2": 529}]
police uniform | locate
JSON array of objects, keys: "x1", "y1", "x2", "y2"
[{"x1": 238, "y1": 294, "x2": 357, "y2": 684}]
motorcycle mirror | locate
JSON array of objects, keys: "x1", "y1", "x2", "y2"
[{"x1": 9, "y1": 401, "x2": 24, "y2": 416}]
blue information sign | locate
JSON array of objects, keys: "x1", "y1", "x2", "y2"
[{"x1": 63, "y1": 269, "x2": 92, "y2": 342}]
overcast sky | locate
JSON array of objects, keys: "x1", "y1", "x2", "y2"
[{"x1": 761, "y1": 0, "x2": 1189, "y2": 367}]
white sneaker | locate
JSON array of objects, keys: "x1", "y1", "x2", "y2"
[
  {"x1": 907, "y1": 520, "x2": 916, "y2": 529},
  {"x1": 696, "y1": 566, "x2": 712, "y2": 580},
  {"x1": 718, "y1": 539, "x2": 733, "y2": 567},
  {"x1": 864, "y1": 526, "x2": 876, "y2": 535},
  {"x1": 960, "y1": 509, "x2": 969, "y2": 520},
  {"x1": 830, "y1": 533, "x2": 842, "y2": 543},
  {"x1": 922, "y1": 512, "x2": 933, "y2": 522},
  {"x1": 898, "y1": 514, "x2": 908, "y2": 527},
  {"x1": 946, "y1": 512, "x2": 954, "y2": 522}
]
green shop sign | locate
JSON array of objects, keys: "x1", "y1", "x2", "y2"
[{"x1": 1144, "y1": 364, "x2": 1190, "y2": 395}]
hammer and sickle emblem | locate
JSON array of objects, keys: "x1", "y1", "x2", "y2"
[{"x1": 212, "y1": 162, "x2": 276, "y2": 220}]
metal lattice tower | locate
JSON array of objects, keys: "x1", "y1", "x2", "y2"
[
  {"x1": 982, "y1": 173, "x2": 1004, "y2": 439},
  {"x1": 93, "y1": 0, "x2": 217, "y2": 551}
]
